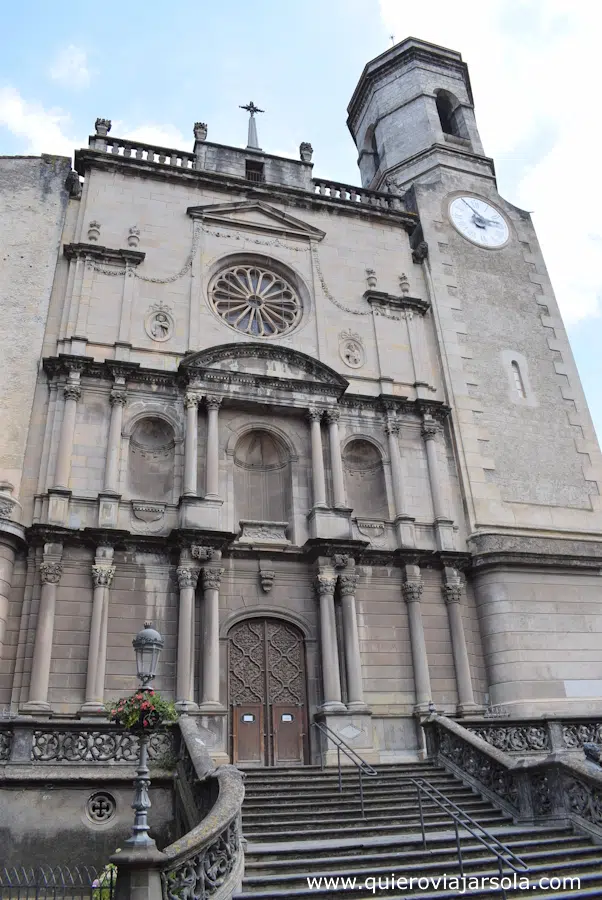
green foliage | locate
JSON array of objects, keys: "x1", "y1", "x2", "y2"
[
  {"x1": 105, "y1": 689, "x2": 177, "y2": 733},
  {"x1": 92, "y1": 862, "x2": 117, "y2": 900}
]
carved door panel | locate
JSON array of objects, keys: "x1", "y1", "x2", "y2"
[{"x1": 229, "y1": 618, "x2": 307, "y2": 766}]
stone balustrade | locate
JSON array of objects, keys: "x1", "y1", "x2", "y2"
[
  {"x1": 90, "y1": 134, "x2": 196, "y2": 169},
  {"x1": 312, "y1": 177, "x2": 408, "y2": 213},
  {"x1": 463, "y1": 716, "x2": 602, "y2": 755},
  {"x1": 423, "y1": 714, "x2": 602, "y2": 844}
]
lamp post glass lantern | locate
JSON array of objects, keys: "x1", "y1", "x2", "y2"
[
  {"x1": 133, "y1": 621, "x2": 164, "y2": 690},
  {"x1": 127, "y1": 622, "x2": 164, "y2": 849}
]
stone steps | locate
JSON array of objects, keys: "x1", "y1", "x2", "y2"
[{"x1": 236, "y1": 762, "x2": 600, "y2": 899}]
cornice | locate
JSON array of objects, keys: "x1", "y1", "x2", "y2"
[
  {"x1": 364, "y1": 289, "x2": 430, "y2": 316},
  {"x1": 63, "y1": 243, "x2": 145, "y2": 266}
]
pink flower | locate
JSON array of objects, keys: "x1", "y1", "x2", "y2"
[{"x1": 143, "y1": 719, "x2": 149, "y2": 727}]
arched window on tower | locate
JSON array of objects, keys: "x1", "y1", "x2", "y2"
[
  {"x1": 362, "y1": 125, "x2": 381, "y2": 182},
  {"x1": 435, "y1": 90, "x2": 470, "y2": 142},
  {"x1": 511, "y1": 361, "x2": 527, "y2": 399},
  {"x1": 234, "y1": 430, "x2": 291, "y2": 524},
  {"x1": 342, "y1": 439, "x2": 388, "y2": 519}
]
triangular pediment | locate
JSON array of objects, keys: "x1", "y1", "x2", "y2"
[
  {"x1": 187, "y1": 201, "x2": 325, "y2": 242},
  {"x1": 180, "y1": 343, "x2": 347, "y2": 389}
]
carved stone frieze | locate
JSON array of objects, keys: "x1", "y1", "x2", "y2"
[
  {"x1": 31, "y1": 728, "x2": 174, "y2": 763},
  {"x1": 466, "y1": 724, "x2": 550, "y2": 753},
  {"x1": 437, "y1": 726, "x2": 519, "y2": 811},
  {"x1": 238, "y1": 521, "x2": 289, "y2": 545}
]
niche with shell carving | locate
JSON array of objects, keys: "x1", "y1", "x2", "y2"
[
  {"x1": 128, "y1": 417, "x2": 175, "y2": 502},
  {"x1": 343, "y1": 439, "x2": 388, "y2": 519},
  {"x1": 234, "y1": 430, "x2": 291, "y2": 524}
]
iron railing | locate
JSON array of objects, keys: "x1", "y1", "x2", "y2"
[
  {"x1": 312, "y1": 720, "x2": 377, "y2": 818},
  {"x1": 410, "y1": 778, "x2": 529, "y2": 899},
  {"x1": 0, "y1": 866, "x2": 115, "y2": 899}
]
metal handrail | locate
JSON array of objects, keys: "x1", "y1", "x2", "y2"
[
  {"x1": 410, "y1": 777, "x2": 529, "y2": 899},
  {"x1": 312, "y1": 720, "x2": 378, "y2": 818}
]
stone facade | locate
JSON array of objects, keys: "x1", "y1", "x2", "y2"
[{"x1": 1, "y1": 39, "x2": 602, "y2": 762}]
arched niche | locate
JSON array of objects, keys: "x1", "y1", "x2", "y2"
[
  {"x1": 127, "y1": 416, "x2": 175, "y2": 502},
  {"x1": 343, "y1": 438, "x2": 388, "y2": 519},
  {"x1": 233, "y1": 429, "x2": 291, "y2": 524}
]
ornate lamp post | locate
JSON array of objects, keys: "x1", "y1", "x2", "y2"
[{"x1": 126, "y1": 622, "x2": 164, "y2": 849}]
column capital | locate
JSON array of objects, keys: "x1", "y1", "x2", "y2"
[
  {"x1": 316, "y1": 573, "x2": 336, "y2": 596},
  {"x1": 176, "y1": 566, "x2": 199, "y2": 589},
  {"x1": 191, "y1": 544, "x2": 221, "y2": 561},
  {"x1": 385, "y1": 419, "x2": 400, "y2": 436},
  {"x1": 40, "y1": 562, "x2": 63, "y2": 584},
  {"x1": 185, "y1": 392, "x2": 200, "y2": 409},
  {"x1": 92, "y1": 564, "x2": 116, "y2": 588},
  {"x1": 202, "y1": 566, "x2": 224, "y2": 590},
  {"x1": 421, "y1": 419, "x2": 441, "y2": 441},
  {"x1": 324, "y1": 408, "x2": 340, "y2": 425},
  {"x1": 443, "y1": 582, "x2": 463, "y2": 605},
  {"x1": 63, "y1": 384, "x2": 82, "y2": 402},
  {"x1": 339, "y1": 572, "x2": 359, "y2": 596},
  {"x1": 307, "y1": 407, "x2": 323, "y2": 423},
  {"x1": 205, "y1": 395, "x2": 222, "y2": 410},
  {"x1": 402, "y1": 580, "x2": 423, "y2": 603},
  {"x1": 109, "y1": 389, "x2": 127, "y2": 407}
]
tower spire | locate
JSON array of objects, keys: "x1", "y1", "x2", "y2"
[{"x1": 240, "y1": 101, "x2": 264, "y2": 150}]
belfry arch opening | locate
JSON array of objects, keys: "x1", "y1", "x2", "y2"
[{"x1": 435, "y1": 90, "x2": 470, "y2": 141}]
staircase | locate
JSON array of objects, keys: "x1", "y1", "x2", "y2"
[{"x1": 234, "y1": 762, "x2": 602, "y2": 899}]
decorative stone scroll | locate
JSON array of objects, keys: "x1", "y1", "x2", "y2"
[
  {"x1": 437, "y1": 726, "x2": 520, "y2": 811},
  {"x1": 162, "y1": 819, "x2": 240, "y2": 899},
  {"x1": 31, "y1": 728, "x2": 175, "y2": 763},
  {"x1": 563, "y1": 722, "x2": 602, "y2": 749},
  {"x1": 0, "y1": 729, "x2": 12, "y2": 761},
  {"x1": 466, "y1": 724, "x2": 550, "y2": 754},
  {"x1": 564, "y1": 775, "x2": 602, "y2": 827}
]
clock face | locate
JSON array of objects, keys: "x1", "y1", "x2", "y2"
[{"x1": 449, "y1": 197, "x2": 509, "y2": 248}]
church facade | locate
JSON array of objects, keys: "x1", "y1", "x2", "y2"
[{"x1": 1, "y1": 38, "x2": 602, "y2": 766}]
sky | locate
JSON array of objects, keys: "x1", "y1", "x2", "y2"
[{"x1": 1, "y1": 0, "x2": 601, "y2": 438}]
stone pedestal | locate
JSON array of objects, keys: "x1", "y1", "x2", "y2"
[
  {"x1": 178, "y1": 496, "x2": 223, "y2": 530},
  {"x1": 316, "y1": 711, "x2": 377, "y2": 766},
  {"x1": 190, "y1": 710, "x2": 230, "y2": 766},
  {"x1": 111, "y1": 845, "x2": 166, "y2": 900},
  {"x1": 307, "y1": 507, "x2": 353, "y2": 540}
]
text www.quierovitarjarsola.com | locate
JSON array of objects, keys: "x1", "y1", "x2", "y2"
[{"x1": 306, "y1": 873, "x2": 581, "y2": 894}]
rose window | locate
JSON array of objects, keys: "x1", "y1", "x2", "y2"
[{"x1": 210, "y1": 265, "x2": 301, "y2": 337}]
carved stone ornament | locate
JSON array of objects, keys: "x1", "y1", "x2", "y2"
[
  {"x1": 443, "y1": 583, "x2": 463, "y2": 604},
  {"x1": 131, "y1": 502, "x2": 165, "y2": 524},
  {"x1": 185, "y1": 392, "x2": 200, "y2": 409},
  {"x1": 356, "y1": 520, "x2": 386, "y2": 547},
  {"x1": 412, "y1": 241, "x2": 429, "y2": 263},
  {"x1": 399, "y1": 273, "x2": 410, "y2": 296},
  {"x1": 385, "y1": 420, "x2": 400, "y2": 436},
  {"x1": 421, "y1": 418, "x2": 441, "y2": 441},
  {"x1": 191, "y1": 545, "x2": 222, "y2": 561},
  {"x1": 365, "y1": 268, "x2": 378, "y2": 289},
  {"x1": 202, "y1": 566, "x2": 224, "y2": 591},
  {"x1": 316, "y1": 574, "x2": 336, "y2": 596},
  {"x1": 128, "y1": 225, "x2": 140, "y2": 248},
  {"x1": 437, "y1": 725, "x2": 519, "y2": 811},
  {"x1": 40, "y1": 562, "x2": 63, "y2": 585},
  {"x1": 0, "y1": 482, "x2": 18, "y2": 522},
  {"x1": 323, "y1": 408, "x2": 340, "y2": 424},
  {"x1": 299, "y1": 142, "x2": 313, "y2": 162},
  {"x1": 109, "y1": 389, "x2": 127, "y2": 407},
  {"x1": 63, "y1": 383, "x2": 82, "y2": 402},
  {"x1": 176, "y1": 566, "x2": 199, "y2": 590},
  {"x1": 145, "y1": 302, "x2": 174, "y2": 342},
  {"x1": 238, "y1": 520, "x2": 289, "y2": 545},
  {"x1": 92, "y1": 565, "x2": 116, "y2": 588},
  {"x1": 402, "y1": 581, "x2": 423, "y2": 603},
  {"x1": 339, "y1": 329, "x2": 365, "y2": 370},
  {"x1": 332, "y1": 554, "x2": 350, "y2": 569},
  {"x1": 94, "y1": 118, "x2": 112, "y2": 136},
  {"x1": 163, "y1": 820, "x2": 240, "y2": 899},
  {"x1": 307, "y1": 407, "x2": 323, "y2": 423},
  {"x1": 584, "y1": 742, "x2": 602, "y2": 767},
  {"x1": 193, "y1": 122, "x2": 208, "y2": 141},
  {"x1": 87, "y1": 221, "x2": 101, "y2": 242},
  {"x1": 260, "y1": 569, "x2": 275, "y2": 593},
  {"x1": 31, "y1": 728, "x2": 173, "y2": 763},
  {"x1": 467, "y1": 724, "x2": 550, "y2": 753},
  {"x1": 205, "y1": 395, "x2": 223, "y2": 411},
  {"x1": 339, "y1": 573, "x2": 359, "y2": 596}
]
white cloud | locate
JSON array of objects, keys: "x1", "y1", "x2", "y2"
[
  {"x1": 49, "y1": 45, "x2": 91, "y2": 90},
  {"x1": 0, "y1": 86, "x2": 79, "y2": 158},
  {"x1": 118, "y1": 123, "x2": 188, "y2": 149},
  {"x1": 378, "y1": 1, "x2": 602, "y2": 324}
]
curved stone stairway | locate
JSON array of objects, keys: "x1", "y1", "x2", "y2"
[{"x1": 234, "y1": 762, "x2": 602, "y2": 899}]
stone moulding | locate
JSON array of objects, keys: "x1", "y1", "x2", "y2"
[{"x1": 237, "y1": 520, "x2": 289, "y2": 546}]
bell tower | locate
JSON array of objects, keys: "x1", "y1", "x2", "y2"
[{"x1": 347, "y1": 38, "x2": 491, "y2": 190}]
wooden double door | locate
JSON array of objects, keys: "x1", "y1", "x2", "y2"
[{"x1": 229, "y1": 618, "x2": 308, "y2": 766}]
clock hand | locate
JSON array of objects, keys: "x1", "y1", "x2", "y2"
[{"x1": 462, "y1": 198, "x2": 479, "y2": 215}]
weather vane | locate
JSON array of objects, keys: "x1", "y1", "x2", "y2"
[
  {"x1": 390, "y1": 34, "x2": 395, "y2": 46},
  {"x1": 240, "y1": 101, "x2": 264, "y2": 150}
]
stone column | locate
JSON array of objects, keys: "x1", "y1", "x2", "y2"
[
  {"x1": 316, "y1": 570, "x2": 345, "y2": 711},
  {"x1": 0, "y1": 539, "x2": 16, "y2": 662},
  {"x1": 386, "y1": 420, "x2": 416, "y2": 547},
  {"x1": 403, "y1": 565, "x2": 432, "y2": 713},
  {"x1": 339, "y1": 571, "x2": 367, "y2": 710},
  {"x1": 422, "y1": 417, "x2": 446, "y2": 519},
  {"x1": 81, "y1": 547, "x2": 116, "y2": 714},
  {"x1": 205, "y1": 396, "x2": 222, "y2": 499},
  {"x1": 308, "y1": 409, "x2": 327, "y2": 508},
  {"x1": 324, "y1": 409, "x2": 346, "y2": 508},
  {"x1": 443, "y1": 570, "x2": 477, "y2": 715},
  {"x1": 175, "y1": 564, "x2": 199, "y2": 711},
  {"x1": 22, "y1": 548, "x2": 63, "y2": 712},
  {"x1": 53, "y1": 382, "x2": 81, "y2": 489},
  {"x1": 199, "y1": 564, "x2": 224, "y2": 710},
  {"x1": 183, "y1": 393, "x2": 200, "y2": 496},
  {"x1": 422, "y1": 415, "x2": 454, "y2": 550},
  {"x1": 103, "y1": 389, "x2": 127, "y2": 493}
]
